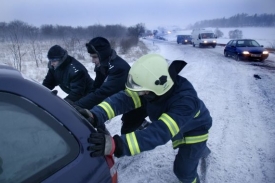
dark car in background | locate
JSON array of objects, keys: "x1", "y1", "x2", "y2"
[
  {"x1": 154, "y1": 35, "x2": 167, "y2": 41},
  {"x1": 224, "y1": 39, "x2": 269, "y2": 61},
  {"x1": 177, "y1": 35, "x2": 192, "y2": 44},
  {"x1": 0, "y1": 65, "x2": 117, "y2": 183}
]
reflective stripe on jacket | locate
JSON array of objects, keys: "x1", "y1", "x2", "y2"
[{"x1": 91, "y1": 75, "x2": 212, "y2": 157}]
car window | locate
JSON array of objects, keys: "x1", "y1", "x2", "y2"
[
  {"x1": 236, "y1": 40, "x2": 245, "y2": 47},
  {"x1": 227, "y1": 40, "x2": 232, "y2": 46},
  {"x1": 251, "y1": 40, "x2": 261, "y2": 47},
  {"x1": 0, "y1": 92, "x2": 79, "y2": 183},
  {"x1": 231, "y1": 40, "x2": 237, "y2": 46}
]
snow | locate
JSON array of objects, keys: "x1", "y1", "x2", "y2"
[
  {"x1": 1, "y1": 27, "x2": 275, "y2": 183},
  {"x1": 107, "y1": 40, "x2": 275, "y2": 183}
]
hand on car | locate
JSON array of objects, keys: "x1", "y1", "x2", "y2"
[
  {"x1": 87, "y1": 133, "x2": 123, "y2": 158},
  {"x1": 75, "y1": 106, "x2": 97, "y2": 127},
  {"x1": 87, "y1": 133, "x2": 116, "y2": 157}
]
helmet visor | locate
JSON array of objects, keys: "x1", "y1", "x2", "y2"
[{"x1": 126, "y1": 74, "x2": 143, "y2": 90}]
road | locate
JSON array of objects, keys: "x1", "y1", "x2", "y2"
[{"x1": 108, "y1": 39, "x2": 275, "y2": 183}]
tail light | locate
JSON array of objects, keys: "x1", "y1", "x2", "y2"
[{"x1": 105, "y1": 155, "x2": 118, "y2": 183}]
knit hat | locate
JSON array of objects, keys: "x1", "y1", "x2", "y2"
[
  {"x1": 86, "y1": 37, "x2": 112, "y2": 65},
  {"x1": 47, "y1": 45, "x2": 67, "y2": 60}
]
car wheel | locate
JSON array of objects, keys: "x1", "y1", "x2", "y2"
[
  {"x1": 224, "y1": 51, "x2": 228, "y2": 57},
  {"x1": 235, "y1": 54, "x2": 241, "y2": 61},
  {"x1": 193, "y1": 43, "x2": 195, "y2": 47},
  {"x1": 212, "y1": 45, "x2": 216, "y2": 48}
]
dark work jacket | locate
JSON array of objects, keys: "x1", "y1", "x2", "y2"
[
  {"x1": 74, "y1": 50, "x2": 130, "y2": 109},
  {"x1": 91, "y1": 60, "x2": 212, "y2": 156},
  {"x1": 42, "y1": 56, "x2": 94, "y2": 101}
]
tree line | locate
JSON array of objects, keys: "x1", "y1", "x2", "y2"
[
  {"x1": 190, "y1": 13, "x2": 275, "y2": 28},
  {"x1": 0, "y1": 20, "x2": 146, "y2": 71}
]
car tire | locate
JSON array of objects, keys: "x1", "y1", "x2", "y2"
[
  {"x1": 212, "y1": 45, "x2": 216, "y2": 48},
  {"x1": 224, "y1": 51, "x2": 228, "y2": 57},
  {"x1": 193, "y1": 43, "x2": 195, "y2": 47},
  {"x1": 235, "y1": 54, "x2": 241, "y2": 61}
]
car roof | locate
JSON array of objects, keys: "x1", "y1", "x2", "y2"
[
  {"x1": 0, "y1": 64, "x2": 96, "y2": 134},
  {"x1": 232, "y1": 39, "x2": 256, "y2": 41},
  {"x1": 0, "y1": 64, "x2": 22, "y2": 78}
]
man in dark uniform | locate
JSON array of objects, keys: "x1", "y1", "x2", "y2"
[
  {"x1": 73, "y1": 37, "x2": 149, "y2": 134},
  {"x1": 42, "y1": 45, "x2": 94, "y2": 102},
  {"x1": 79, "y1": 54, "x2": 212, "y2": 183}
]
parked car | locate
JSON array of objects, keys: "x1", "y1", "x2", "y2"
[
  {"x1": 177, "y1": 35, "x2": 192, "y2": 44},
  {"x1": 0, "y1": 65, "x2": 117, "y2": 183},
  {"x1": 224, "y1": 39, "x2": 269, "y2": 61}
]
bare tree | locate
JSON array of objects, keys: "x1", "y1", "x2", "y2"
[
  {"x1": 7, "y1": 20, "x2": 28, "y2": 71},
  {"x1": 26, "y1": 26, "x2": 43, "y2": 67}
]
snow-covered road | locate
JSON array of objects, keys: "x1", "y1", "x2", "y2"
[{"x1": 107, "y1": 40, "x2": 275, "y2": 183}]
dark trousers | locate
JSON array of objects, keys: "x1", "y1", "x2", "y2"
[
  {"x1": 174, "y1": 141, "x2": 208, "y2": 183},
  {"x1": 120, "y1": 106, "x2": 148, "y2": 134}
]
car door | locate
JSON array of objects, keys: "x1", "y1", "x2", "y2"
[{"x1": 227, "y1": 40, "x2": 237, "y2": 56}]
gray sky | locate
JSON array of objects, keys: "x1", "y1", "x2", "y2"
[{"x1": 1, "y1": 0, "x2": 275, "y2": 30}]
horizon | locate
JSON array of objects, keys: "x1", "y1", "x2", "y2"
[{"x1": 1, "y1": 0, "x2": 275, "y2": 30}]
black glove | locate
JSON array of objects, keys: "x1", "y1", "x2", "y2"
[
  {"x1": 87, "y1": 133, "x2": 115, "y2": 157},
  {"x1": 75, "y1": 106, "x2": 97, "y2": 127},
  {"x1": 87, "y1": 134, "x2": 123, "y2": 157},
  {"x1": 51, "y1": 90, "x2": 58, "y2": 95}
]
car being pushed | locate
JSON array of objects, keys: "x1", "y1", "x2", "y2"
[
  {"x1": 224, "y1": 39, "x2": 269, "y2": 61},
  {"x1": 0, "y1": 65, "x2": 117, "y2": 183}
]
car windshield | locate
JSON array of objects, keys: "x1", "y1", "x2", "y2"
[
  {"x1": 236, "y1": 40, "x2": 261, "y2": 47},
  {"x1": 200, "y1": 33, "x2": 215, "y2": 38}
]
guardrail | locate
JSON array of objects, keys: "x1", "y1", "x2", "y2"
[{"x1": 216, "y1": 43, "x2": 275, "y2": 53}]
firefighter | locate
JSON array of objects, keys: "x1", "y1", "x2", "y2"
[{"x1": 78, "y1": 53, "x2": 212, "y2": 182}]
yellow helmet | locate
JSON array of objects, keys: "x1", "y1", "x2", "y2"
[{"x1": 126, "y1": 54, "x2": 174, "y2": 95}]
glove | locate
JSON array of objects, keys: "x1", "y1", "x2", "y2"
[
  {"x1": 87, "y1": 133, "x2": 115, "y2": 157},
  {"x1": 75, "y1": 106, "x2": 97, "y2": 127},
  {"x1": 51, "y1": 90, "x2": 58, "y2": 95},
  {"x1": 87, "y1": 134, "x2": 123, "y2": 157}
]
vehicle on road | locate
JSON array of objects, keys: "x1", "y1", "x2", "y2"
[
  {"x1": 154, "y1": 35, "x2": 167, "y2": 41},
  {"x1": 191, "y1": 28, "x2": 217, "y2": 48},
  {"x1": 224, "y1": 39, "x2": 269, "y2": 61},
  {"x1": 0, "y1": 65, "x2": 117, "y2": 183},
  {"x1": 177, "y1": 35, "x2": 192, "y2": 44}
]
